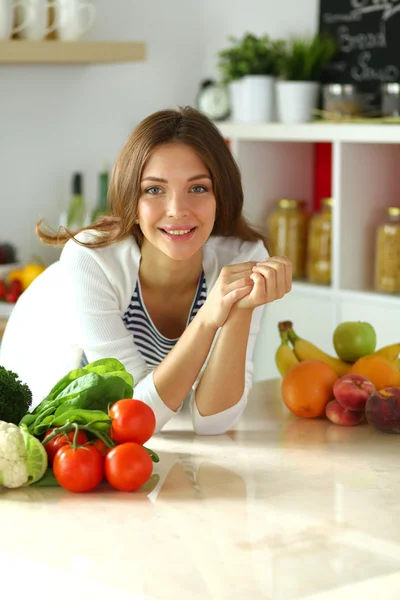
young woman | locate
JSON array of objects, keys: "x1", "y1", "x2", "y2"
[{"x1": 1, "y1": 107, "x2": 291, "y2": 434}]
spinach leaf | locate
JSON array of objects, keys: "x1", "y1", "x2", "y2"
[
  {"x1": 54, "y1": 375, "x2": 132, "y2": 413},
  {"x1": 20, "y1": 358, "x2": 133, "y2": 435},
  {"x1": 51, "y1": 408, "x2": 111, "y2": 430}
]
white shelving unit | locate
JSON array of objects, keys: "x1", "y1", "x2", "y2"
[{"x1": 216, "y1": 122, "x2": 400, "y2": 381}]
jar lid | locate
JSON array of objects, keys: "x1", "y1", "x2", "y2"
[
  {"x1": 277, "y1": 199, "x2": 301, "y2": 209},
  {"x1": 387, "y1": 206, "x2": 400, "y2": 216},
  {"x1": 324, "y1": 83, "x2": 357, "y2": 95},
  {"x1": 381, "y1": 82, "x2": 400, "y2": 94},
  {"x1": 321, "y1": 197, "x2": 333, "y2": 207}
]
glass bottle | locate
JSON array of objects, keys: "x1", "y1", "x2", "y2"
[
  {"x1": 91, "y1": 166, "x2": 109, "y2": 222},
  {"x1": 374, "y1": 206, "x2": 400, "y2": 294},
  {"x1": 67, "y1": 173, "x2": 86, "y2": 230},
  {"x1": 307, "y1": 198, "x2": 333, "y2": 285},
  {"x1": 267, "y1": 199, "x2": 308, "y2": 279}
]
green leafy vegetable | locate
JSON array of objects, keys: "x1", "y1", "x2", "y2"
[
  {"x1": 0, "y1": 366, "x2": 32, "y2": 425},
  {"x1": 51, "y1": 409, "x2": 111, "y2": 430},
  {"x1": 20, "y1": 358, "x2": 133, "y2": 435}
]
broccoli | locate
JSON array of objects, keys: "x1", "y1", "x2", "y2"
[{"x1": 0, "y1": 366, "x2": 32, "y2": 425}]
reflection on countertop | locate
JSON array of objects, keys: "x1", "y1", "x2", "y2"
[{"x1": 1, "y1": 378, "x2": 400, "y2": 600}]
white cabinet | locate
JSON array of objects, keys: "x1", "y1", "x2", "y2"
[{"x1": 217, "y1": 123, "x2": 400, "y2": 381}]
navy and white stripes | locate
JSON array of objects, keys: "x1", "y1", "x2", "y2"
[{"x1": 122, "y1": 270, "x2": 207, "y2": 369}]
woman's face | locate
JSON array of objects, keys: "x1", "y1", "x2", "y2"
[{"x1": 137, "y1": 142, "x2": 216, "y2": 262}]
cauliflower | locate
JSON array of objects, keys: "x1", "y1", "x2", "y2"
[
  {"x1": 0, "y1": 421, "x2": 47, "y2": 488},
  {"x1": 0, "y1": 421, "x2": 29, "y2": 488}
]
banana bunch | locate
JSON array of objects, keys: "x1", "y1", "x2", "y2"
[{"x1": 275, "y1": 321, "x2": 400, "y2": 377}]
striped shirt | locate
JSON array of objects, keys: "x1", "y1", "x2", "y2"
[
  {"x1": 81, "y1": 270, "x2": 207, "y2": 369},
  {"x1": 122, "y1": 270, "x2": 207, "y2": 369}
]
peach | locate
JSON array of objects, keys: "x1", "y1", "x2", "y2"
[
  {"x1": 365, "y1": 387, "x2": 400, "y2": 434},
  {"x1": 333, "y1": 373, "x2": 376, "y2": 411},
  {"x1": 326, "y1": 400, "x2": 364, "y2": 426}
]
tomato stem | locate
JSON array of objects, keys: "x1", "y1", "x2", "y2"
[
  {"x1": 42, "y1": 420, "x2": 115, "y2": 449},
  {"x1": 72, "y1": 423, "x2": 80, "y2": 449},
  {"x1": 144, "y1": 447, "x2": 159, "y2": 463}
]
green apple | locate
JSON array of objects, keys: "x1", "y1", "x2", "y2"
[{"x1": 333, "y1": 321, "x2": 377, "y2": 362}]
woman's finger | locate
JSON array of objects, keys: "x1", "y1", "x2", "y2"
[
  {"x1": 225, "y1": 276, "x2": 254, "y2": 295},
  {"x1": 249, "y1": 271, "x2": 266, "y2": 301},
  {"x1": 252, "y1": 256, "x2": 292, "y2": 297}
]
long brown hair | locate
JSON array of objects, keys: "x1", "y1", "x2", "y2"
[{"x1": 36, "y1": 106, "x2": 267, "y2": 249}]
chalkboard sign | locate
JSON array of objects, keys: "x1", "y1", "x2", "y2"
[{"x1": 319, "y1": 1, "x2": 400, "y2": 111}]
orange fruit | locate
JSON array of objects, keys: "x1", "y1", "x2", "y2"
[
  {"x1": 281, "y1": 359, "x2": 338, "y2": 418},
  {"x1": 350, "y1": 355, "x2": 400, "y2": 390}
]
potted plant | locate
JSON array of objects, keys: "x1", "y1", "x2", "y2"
[
  {"x1": 218, "y1": 33, "x2": 285, "y2": 122},
  {"x1": 275, "y1": 34, "x2": 337, "y2": 123}
]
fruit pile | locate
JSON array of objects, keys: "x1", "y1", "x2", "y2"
[
  {"x1": 0, "y1": 263, "x2": 46, "y2": 304},
  {"x1": 275, "y1": 320, "x2": 400, "y2": 433}
]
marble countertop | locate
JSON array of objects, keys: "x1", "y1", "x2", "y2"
[{"x1": 1, "y1": 378, "x2": 400, "y2": 600}]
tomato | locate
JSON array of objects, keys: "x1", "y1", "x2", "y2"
[
  {"x1": 44, "y1": 428, "x2": 88, "y2": 465},
  {"x1": 105, "y1": 442, "x2": 153, "y2": 492},
  {"x1": 93, "y1": 438, "x2": 111, "y2": 457},
  {"x1": 110, "y1": 399, "x2": 156, "y2": 445},
  {"x1": 53, "y1": 445, "x2": 103, "y2": 493}
]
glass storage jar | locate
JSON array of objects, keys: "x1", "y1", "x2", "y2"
[
  {"x1": 267, "y1": 199, "x2": 308, "y2": 279},
  {"x1": 381, "y1": 83, "x2": 400, "y2": 118},
  {"x1": 307, "y1": 198, "x2": 332, "y2": 285},
  {"x1": 323, "y1": 84, "x2": 362, "y2": 117},
  {"x1": 374, "y1": 206, "x2": 400, "y2": 294}
]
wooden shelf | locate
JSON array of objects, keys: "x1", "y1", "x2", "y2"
[
  {"x1": 0, "y1": 41, "x2": 146, "y2": 64},
  {"x1": 217, "y1": 121, "x2": 400, "y2": 144}
]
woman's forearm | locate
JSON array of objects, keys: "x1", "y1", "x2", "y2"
[
  {"x1": 153, "y1": 316, "x2": 218, "y2": 411},
  {"x1": 194, "y1": 307, "x2": 254, "y2": 416}
]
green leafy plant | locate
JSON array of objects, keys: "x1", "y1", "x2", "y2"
[
  {"x1": 218, "y1": 33, "x2": 285, "y2": 83},
  {"x1": 20, "y1": 358, "x2": 134, "y2": 436},
  {"x1": 277, "y1": 34, "x2": 337, "y2": 82}
]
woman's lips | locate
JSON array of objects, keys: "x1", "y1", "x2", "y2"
[{"x1": 159, "y1": 227, "x2": 197, "y2": 241}]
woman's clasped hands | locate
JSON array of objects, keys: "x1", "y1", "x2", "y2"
[{"x1": 199, "y1": 256, "x2": 292, "y2": 330}]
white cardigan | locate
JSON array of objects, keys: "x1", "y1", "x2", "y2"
[{"x1": 0, "y1": 234, "x2": 267, "y2": 435}]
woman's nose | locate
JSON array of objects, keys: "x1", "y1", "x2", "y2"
[{"x1": 166, "y1": 191, "x2": 189, "y2": 217}]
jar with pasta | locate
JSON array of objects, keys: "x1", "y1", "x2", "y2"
[
  {"x1": 374, "y1": 206, "x2": 400, "y2": 294},
  {"x1": 267, "y1": 199, "x2": 308, "y2": 279},
  {"x1": 307, "y1": 198, "x2": 332, "y2": 285}
]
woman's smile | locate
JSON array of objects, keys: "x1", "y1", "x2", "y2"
[{"x1": 137, "y1": 142, "x2": 216, "y2": 262}]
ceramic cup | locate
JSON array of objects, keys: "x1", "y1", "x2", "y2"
[
  {"x1": 15, "y1": 0, "x2": 60, "y2": 40},
  {"x1": 0, "y1": 0, "x2": 31, "y2": 39},
  {"x1": 54, "y1": 0, "x2": 95, "y2": 41}
]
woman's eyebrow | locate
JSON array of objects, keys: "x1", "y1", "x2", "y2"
[{"x1": 141, "y1": 174, "x2": 211, "y2": 183}]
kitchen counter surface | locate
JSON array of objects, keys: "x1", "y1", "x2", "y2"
[{"x1": 1, "y1": 378, "x2": 400, "y2": 600}]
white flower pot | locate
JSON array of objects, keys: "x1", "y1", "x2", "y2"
[
  {"x1": 276, "y1": 81, "x2": 320, "y2": 124},
  {"x1": 231, "y1": 75, "x2": 274, "y2": 122},
  {"x1": 228, "y1": 80, "x2": 244, "y2": 121}
]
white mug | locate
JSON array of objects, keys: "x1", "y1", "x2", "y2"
[
  {"x1": 15, "y1": 0, "x2": 60, "y2": 40},
  {"x1": 55, "y1": 0, "x2": 95, "y2": 41},
  {"x1": 0, "y1": 0, "x2": 31, "y2": 39}
]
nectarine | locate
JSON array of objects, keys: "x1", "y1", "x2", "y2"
[
  {"x1": 326, "y1": 400, "x2": 364, "y2": 426},
  {"x1": 365, "y1": 387, "x2": 400, "y2": 433},
  {"x1": 333, "y1": 373, "x2": 375, "y2": 411}
]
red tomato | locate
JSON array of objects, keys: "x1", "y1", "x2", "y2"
[
  {"x1": 105, "y1": 442, "x2": 153, "y2": 492},
  {"x1": 110, "y1": 399, "x2": 156, "y2": 445},
  {"x1": 93, "y1": 439, "x2": 111, "y2": 457},
  {"x1": 44, "y1": 428, "x2": 88, "y2": 465},
  {"x1": 53, "y1": 445, "x2": 103, "y2": 493}
]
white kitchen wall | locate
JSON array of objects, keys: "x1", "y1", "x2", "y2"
[
  {"x1": 202, "y1": 0, "x2": 320, "y2": 79},
  {"x1": 0, "y1": 0, "x2": 320, "y2": 265}
]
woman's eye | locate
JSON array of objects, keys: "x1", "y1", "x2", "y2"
[
  {"x1": 191, "y1": 185, "x2": 208, "y2": 193},
  {"x1": 145, "y1": 186, "x2": 162, "y2": 195}
]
